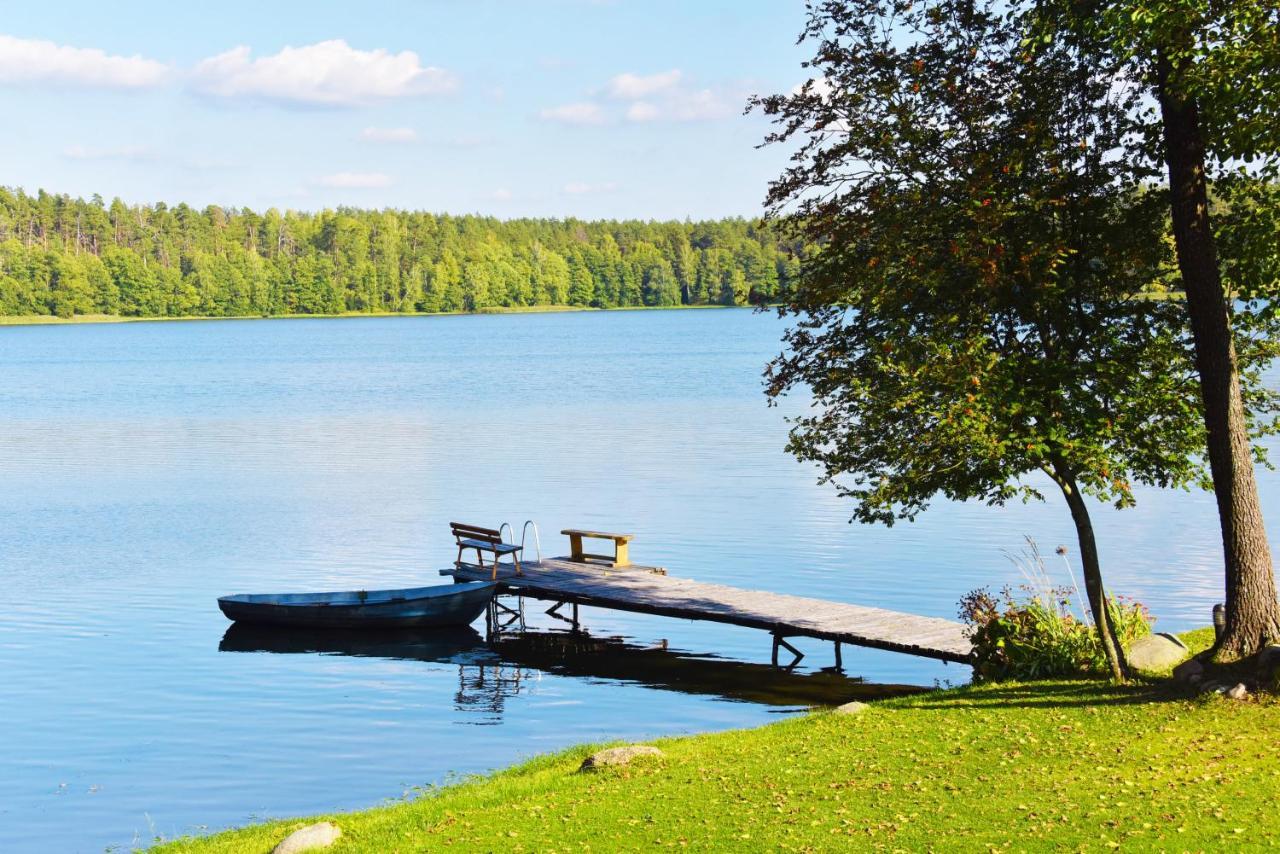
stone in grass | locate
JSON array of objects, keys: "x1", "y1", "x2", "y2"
[
  {"x1": 579, "y1": 745, "x2": 664, "y2": 772},
  {"x1": 1126, "y1": 633, "x2": 1190, "y2": 672},
  {"x1": 272, "y1": 822, "x2": 341, "y2": 854},
  {"x1": 1200, "y1": 681, "x2": 1250, "y2": 700},
  {"x1": 833, "y1": 701, "x2": 870, "y2": 715}
]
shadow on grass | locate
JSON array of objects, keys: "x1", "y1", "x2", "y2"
[{"x1": 905, "y1": 678, "x2": 1186, "y2": 710}]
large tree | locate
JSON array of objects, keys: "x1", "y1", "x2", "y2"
[
  {"x1": 1032, "y1": 0, "x2": 1280, "y2": 662},
  {"x1": 753, "y1": 0, "x2": 1278, "y2": 678}
]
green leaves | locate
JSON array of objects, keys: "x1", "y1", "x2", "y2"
[
  {"x1": 759, "y1": 0, "x2": 1211, "y2": 524},
  {"x1": 0, "y1": 190, "x2": 799, "y2": 318}
]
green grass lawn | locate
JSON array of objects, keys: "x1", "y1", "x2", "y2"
[{"x1": 155, "y1": 631, "x2": 1278, "y2": 852}]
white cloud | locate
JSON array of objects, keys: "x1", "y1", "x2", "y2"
[
  {"x1": 555, "y1": 69, "x2": 735, "y2": 125},
  {"x1": 191, "y1": 40, "x2": 457, "y2": 107},
  {"x1": 0, "y1": 34, "x2": 168, "y2": 89},
  {"x1": 490, "y1": 188, "x2": 513, "y2": 201},
  {"x1": 563, "y1": 181, "x2": 618, "y2": 195},
  {"x1": 789, "y1": 76, "x2": 835, "y2": 99},
  {"x1": 625, "y1": 101, "x2": 660, "y2": 122},
  {"x1": 316, "y1": 171, "x2": 392, "y2": 188},
  {"x1": 623, "y1": 88, "x2": 734, "y2": 123},
  {"x1": 359, "y1": 126, "x2": 418, "y2": 143},
  {"x1": 539, "y1": 101, "x2": 605, "y2": 125},
  {"x1": 62, "y1": 144, "x2": 155, "y2": 161},
  {"x1": 607, "y1": 69, "x2": 681, "y2": 99}
]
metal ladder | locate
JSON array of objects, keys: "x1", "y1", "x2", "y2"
[
  {"x1": 497, "y1": 520, "x2": 543, "y2": 568},
  {"x1": 487, "y1": 521, "x2": 541, "y2": 637}
]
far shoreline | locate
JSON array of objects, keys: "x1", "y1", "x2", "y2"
[
  {"x1": 0, "y1": 293, "x2": 1185, "y2": 329},
  {"x1": 0, "y1": 303, "x2": 748, "y2": 329}
]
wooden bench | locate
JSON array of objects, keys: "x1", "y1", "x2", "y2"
[
  {"x1": 562, "y1": 528, "x2": 633, "y2": 568},
  {"x1": 451, "y1": 522, "x2": 522, "y2": 581}
]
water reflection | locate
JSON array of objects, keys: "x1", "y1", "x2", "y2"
[
  {"x1": 218, "y1": 622, "x2": 488, "y2": 661},
  {"x1": 219, "y1": 621, "x2": 928, "y2": 713},
  {"x1": 220, "y1": 623, "x2": 527, "y2": 725},
  {"x1": 453, "y1": 660, "x2": 530, "y2": 725},
  {"x1": 491, "y1": 630, "x2": 929, "y2": 707}
]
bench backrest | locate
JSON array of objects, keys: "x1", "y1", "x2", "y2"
[{"x1": 450, "y1": 522, "x2": 504, "y2": 546}]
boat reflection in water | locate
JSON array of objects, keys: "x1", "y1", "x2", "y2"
[
  {"x1": 220, "y1": 622, "x2": 488, "y2": 660},
  {"x1": 219, "y1": 622, "x2": 523, "y2": 723},
  {"x1": 219, "y1": 624, "x2": 929, "y2": 721}
]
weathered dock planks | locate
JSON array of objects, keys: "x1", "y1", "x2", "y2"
[{"x1": 443, "y1": 557, "x2": 973, "y2": 664}]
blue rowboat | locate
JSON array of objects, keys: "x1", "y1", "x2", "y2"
[{"x1": 217, "y1": 581, "x2": 496, "y2": 629}]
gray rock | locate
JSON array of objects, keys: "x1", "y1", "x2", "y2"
[
  {"x1": 1226, "y1": 683, "x2": 1249, "y2": 701},
  {"x1": 833, "y1": 701, "x2": 870, "y2": 715},
  {"x1": 1173, "y1": 657, "x2": 1204, "y2": 685},
  {"x1": 272, "y1": 822, "x2": 341, "y2": 854},
  {"x1": 1126, "y1": 633, "x2": 1190, "y2": 671},
  {"x1": 579, "y1": 745, "x2": 663, "y2": 772}
]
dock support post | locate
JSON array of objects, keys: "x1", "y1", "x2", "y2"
[
  {"x1": 546, "y1": 600, "x2": 583, "y2": 632},
  {"x1": 833, "y1": 640, "x2": 843, "y2": 671},
  {"x1": 771, "y1": 633, "x2": 804, "y2": 669},
  {"x1": 488, "y1": 595, "x2": 526, "y2": 637},
  {"x1": 486, "y1": 596, "x2": 520, "y2": 638}
]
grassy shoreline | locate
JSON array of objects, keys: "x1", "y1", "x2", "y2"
[
  {"x1": 153, "y1": 627, "x2": 1280, "y2": 852},
  {"x1": 0, "y1": 295, "x2": 1189, "y2": 328},
  {"x1": 0, "y1": 304, "x2": 741, "y2": 328}
]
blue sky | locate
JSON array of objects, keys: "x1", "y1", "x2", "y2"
[{"x1": 0, "y1": 1, "x2": 812, "y2": 219}]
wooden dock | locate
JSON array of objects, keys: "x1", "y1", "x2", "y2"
[{"x1": 443, "y1": 557, "x2": 973, "y2": 665}]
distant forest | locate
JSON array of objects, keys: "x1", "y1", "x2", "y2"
[{"x1": 0, "y1": 187, "x2": 803, "y2": 319}]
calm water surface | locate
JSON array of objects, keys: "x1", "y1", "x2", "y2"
[{"x1": 1, "y1": 309, "x2": 1276, "y2": 852}]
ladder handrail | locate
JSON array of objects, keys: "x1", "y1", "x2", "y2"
[
  {"x1": 520, "y1": 520, "x2": 543, "y2": 563},
  {"x1": 494, "y1": 521, "x2": 540, "y2": 568},
  {"x1": 493, "y1": 522, "x2": 518, "y2": 571}
]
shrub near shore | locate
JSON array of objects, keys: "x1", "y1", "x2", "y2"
[
  {"x1": 155, "y1": 630, "x2": 1279, "y2": 853},
  {"x1": 961, "y1": 586, "x2": 1152, "y2": 682}
]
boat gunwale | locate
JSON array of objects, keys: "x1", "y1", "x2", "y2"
[{"x1": 218, "y1": 581, "x2": 495, "y2": 609}]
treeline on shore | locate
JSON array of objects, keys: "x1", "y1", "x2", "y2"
[{"x1": 0, "y1": 187, "x2": 803, "y2": 319}]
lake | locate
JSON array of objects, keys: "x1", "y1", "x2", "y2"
[{"x1": 1, "y1": 308, "x2": 1274, "y2": 852}]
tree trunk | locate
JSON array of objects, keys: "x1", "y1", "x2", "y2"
[
  {"x1": 1155, "y1": 50, "x2": 1280, "y2": 661},
  {"x1": 1054, "y1": 469, "x2": 1128, "y2": 681}
]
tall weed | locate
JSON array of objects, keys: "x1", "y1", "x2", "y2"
[{"x1": 959, "y1": 538, "x2": 1150, "y2": 682}]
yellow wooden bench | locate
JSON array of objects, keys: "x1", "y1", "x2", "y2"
[{"x1": 561, "y1": 528, "x2": 633, "y2": 568}]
